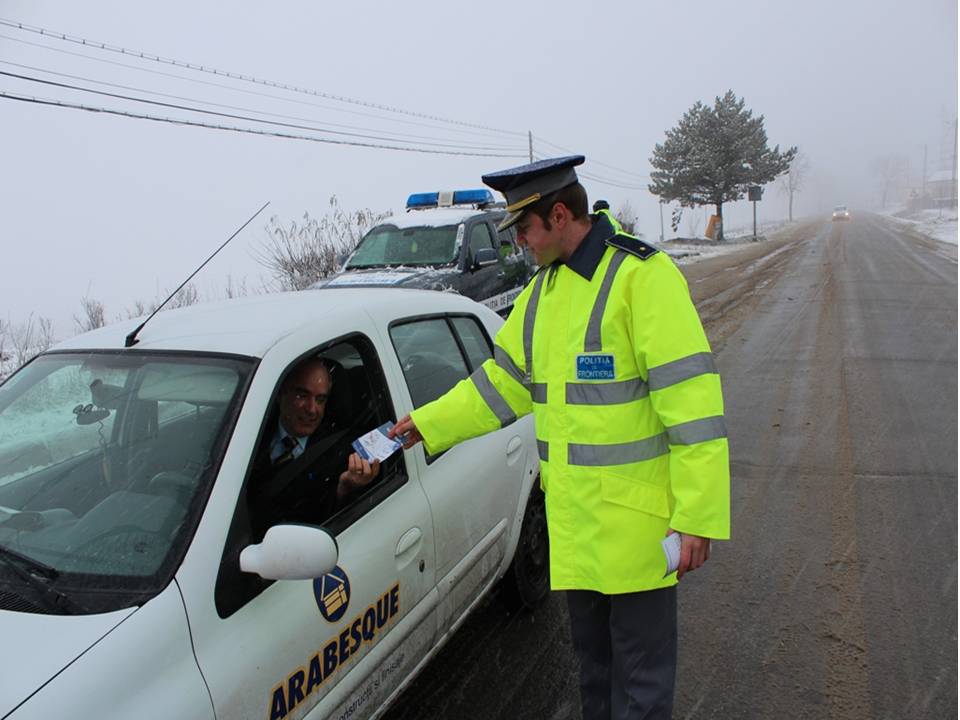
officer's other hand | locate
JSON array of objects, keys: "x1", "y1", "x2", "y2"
[
  {"x1": 389, "y1": 415, "x2": 423, "y2": 449},
  {"x1": 669, "y1": 529, "x2": 711, "y2": 580},
  {"x1": 338, "y1": 454, "x2": 380, "y2": 498}
]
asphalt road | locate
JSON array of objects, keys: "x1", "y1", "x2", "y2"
[{"x1": 384, "y1": 215, "x2": 958, "y2": 720}]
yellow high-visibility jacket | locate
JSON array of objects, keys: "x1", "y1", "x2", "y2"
[{"x1": 411, "y1": 215, "x2": 730, "y2": 593}]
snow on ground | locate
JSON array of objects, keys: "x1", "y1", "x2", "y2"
[
  {"x1": 659, "y1": 219, "x2": 792, "y2": 265},
  {"x1": 886, "y1": 208, "x2": 958, "y2": 246}
]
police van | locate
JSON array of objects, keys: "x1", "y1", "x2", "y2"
[
  {"x1": 314, "y1": 189, "x2": 533, "y2": 315},
  {"x1": 0, "y1": 287, "x2": 547, "y2": 719}
]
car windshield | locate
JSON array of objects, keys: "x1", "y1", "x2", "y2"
[
  {"x1": 834, "y1": 206, "x2": 847, "y2": 211},
  {"x1": 0, "y1": 351, "x2": 252, "y2": 613},
  {"x1": 346, "y1": 223, "x2": 461, "y2": 268}
]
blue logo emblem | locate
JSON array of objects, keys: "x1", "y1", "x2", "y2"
[
  {"x1": 313, "y1": 566, "x2": 351, "y2": 623},
  {"x1": 576, "y1": 354, "x2": 615, "y2": 380}
]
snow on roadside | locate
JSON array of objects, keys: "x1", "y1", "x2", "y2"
[{"x1": 887, "y1": 208, "x2": 958, "y2": 246}]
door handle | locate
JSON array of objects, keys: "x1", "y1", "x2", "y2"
[
  {"x1": 396, "y1": 527, "x2": 422, "y2": 557},
  {"x1": 506, "y1": 436, "x2": 523, "y2": 459}
]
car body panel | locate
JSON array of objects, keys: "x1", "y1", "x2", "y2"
[{"x1": 0, "y1": 288, "x2": 540, "y2": 720}]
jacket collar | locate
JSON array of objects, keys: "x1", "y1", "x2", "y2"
[{"x1": 562, "y1": 214, "x2": 616, "y2": 281}]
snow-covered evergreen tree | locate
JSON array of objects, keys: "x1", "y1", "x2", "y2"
[{"x1": 649, "y1": 90, "x2": 797, "y2": 240}]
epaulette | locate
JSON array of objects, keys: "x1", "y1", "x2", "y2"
[{"x1": 605, "y1": 233, "x2": 659, "y2": 260}]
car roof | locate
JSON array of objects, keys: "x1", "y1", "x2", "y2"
[
  {"x1": 52, "y1": 287, "x2": 485, "y2": 358},
  {"x1": 376, "y1": 206, "x2": 503, "y2": 230}
]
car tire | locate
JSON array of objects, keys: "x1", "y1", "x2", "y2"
[{"x1": 500, "y1": 484, "x2": 549, "y2": 611}]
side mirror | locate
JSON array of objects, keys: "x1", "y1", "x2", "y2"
[
  {"x1": 471, "y1": 247, "x2": 499, "y2": 271},
  {"x1": 240, "y1": 524, "x2": 339, "y2": 580}
]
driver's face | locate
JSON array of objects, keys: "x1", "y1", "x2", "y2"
[{"x1": 278, "y1": 363, "x2": 332, "y2": 438}]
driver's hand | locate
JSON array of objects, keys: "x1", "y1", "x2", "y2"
[
  {"x1": 389, "y1": 415, "x2": 422, "y2": 449},
  {"x1": 337, "y1": 454, "x2": 379, "y2": 499}
]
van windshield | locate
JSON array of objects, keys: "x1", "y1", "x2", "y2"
[
  {"x1": 346, "y1": 224, "x2": 460, "y2": 268},
  {"x1": 0, "y1": 351, "x2": 252, "y2": 613}
]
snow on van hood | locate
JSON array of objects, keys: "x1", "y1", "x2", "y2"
[
  {"x1": 0, "y1": 605, "x2": 133, "y2": 715},
  {"x1": 316, "y1": 266, "x2": 460, "y2": 290}
]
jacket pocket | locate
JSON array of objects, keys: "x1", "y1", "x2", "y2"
[{"x1": 600, "y1": 471, "x2": 670, "y2": 518}]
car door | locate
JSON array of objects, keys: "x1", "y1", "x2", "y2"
[
  {"x1": 181, "y1": 329, "x2": 437, "y2": 720},
  {"x1": 458, "y1": 220, "x2": 512, "y2": 312},
  {"x1": 388, "y1": 313, "x2": 525, "y2": 633}
]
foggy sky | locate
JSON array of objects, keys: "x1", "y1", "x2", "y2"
[{"x1": 1, "y1": 0, "x2": 957, "y2": 339}]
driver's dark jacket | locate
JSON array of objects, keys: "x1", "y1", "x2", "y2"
[{"x1": 249, "y1": 422, "x2": 351, "y2": 538}]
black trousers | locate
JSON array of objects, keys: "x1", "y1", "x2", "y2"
[{"x1": 566, "y1": 587, "x2": 677, "y2": 720}]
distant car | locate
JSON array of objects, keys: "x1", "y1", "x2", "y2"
[
  {"x1": 832, "y1": 205, "x2": 850, "y2": 221},
  {"x1": 0, "y1": 288, "x2": 547, "y2": 720},
  {"x1": 315, "y1": 189, "x2": 534, "y2": 315}
]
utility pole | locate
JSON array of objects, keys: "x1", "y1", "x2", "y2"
[
  {"x1": 659, "y1": 202, "x2": 665, "y2": 243},
  {"x1": 528, "y1": 131, "x2": 534, "y2": 163},
  {"x1": 952, "y1": 118, "x2": 957, "y2": 211},
  {"x1": 922, "y1": 144, "x2": 928, "y2": 206}
]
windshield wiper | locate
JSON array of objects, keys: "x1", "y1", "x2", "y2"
[{"x1": 0, "y1": 544, "x2": 87, "y2": 614}]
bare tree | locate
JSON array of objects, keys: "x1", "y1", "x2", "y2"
[
  {"x1": 778, "y1": 151, "x2": 810, "y2": 222},
  {"x1": 74, "y1": 295, "x2": 106, "y2": 333},
  {"x1": 37, "y1": 317, "x2": 56, "y2": 352},
  {"x1": 168, "y1": 283, "x2": 201, "y2": 309},
  {"x1": 615, "y1": 201, "x2": 640, "y2": 235},
  {"x1": 873, "y1": 154, "x2": 910, "y2": 210},
  {"x1": 257, "y1": 195, "x2": 388, "y2": 291}
]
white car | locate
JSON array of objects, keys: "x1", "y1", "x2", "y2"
[
  {"x1": 0, "y1": 288, "x2": 546, "y2": 720},
  {"x1": 831, "y1": 205, "x2": 850, "y2": 221}
]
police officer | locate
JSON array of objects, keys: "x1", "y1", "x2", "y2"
[
  {"x1": 592, "y1": 198, "x2": 622, "y2": 232},
  {"x1": 390, "y1": 155, "x2": 729, "y2": 719}
]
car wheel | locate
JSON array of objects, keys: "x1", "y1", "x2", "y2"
[{"x1": 500, "y1": 484, "x2": 549, "y2": 610}]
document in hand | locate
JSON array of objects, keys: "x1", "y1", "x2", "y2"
[
  {"x1": 662, "y1": 532, "x2": 682, "y2": 578},
  {"x1": 352, "y1": 422, "x2": 404, "y2": 463}
]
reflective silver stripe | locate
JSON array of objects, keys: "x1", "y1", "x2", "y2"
[
  {"x1": 665, "y1": 416, "x2": 727, "y2": 445},
  {"x1": 523, "y1": 271, "x2": 547, "y2": 383},
  {"x1": 537, "y1": 440, "x2": 549, "y2": 462},
  {"x1": 494, "y1": 345, "x2": 526, "y2": 387},
  {"x1": 566, "y1": 377, "x2": 649, "y2": 405},
  {"x1": 531, "y1": 383, "x2": 548, "y2": 404},
  {"x1": 584, "y1": 250, "x2": 629, "y2": 352},
  {"x1": 568, "y1": 434, "x2": 669, "y2": 467},
  {"x1": 648, "y1": 352, "x2": 717, "y2": 391},
  {"x1": 470, "y1": 368, "x2": 516, "y2": 428}
]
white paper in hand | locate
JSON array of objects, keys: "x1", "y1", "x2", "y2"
[
  {"x1": 351, "y1": 422, "x2": 403, "y2": 463},
  {"x1": 662, "y1": 532, "x2": 682, "y2": 578}
]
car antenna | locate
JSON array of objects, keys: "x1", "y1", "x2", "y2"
[{"x1": 124, "y1": 201, "x2": 270, "y2": 348}]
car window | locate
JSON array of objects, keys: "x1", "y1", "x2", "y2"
[
  {"x1": 216, "y1": 333, "x2": 405, "y2": 617},
  {"x1": 390, "y1": 319, "x2": 470, "y2": 408},
  {"x1": 497, "y1": 225, "x2": 519, "y2": 257},
  {"x1": 346, "y1": 224, "x2": 460, "y2": 267},
  {"x1": 450, "y1": 316, "x2": 493, "y2": 372},
  {"x1": 0, "y1": 351, "x2": 252, "y2": 613},
  {"x1": 468, "y1": 222, "x2": 495, "y2": 260}
]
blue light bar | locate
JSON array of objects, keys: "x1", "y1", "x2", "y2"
[
  {"x1": 406, "y1": 192, "x2": 439, "y2": 209},
  {"x1": 406, "y1": 189, "x2": 495, "y2": 210},
  {"x1": 453, "y1": 189, "x2": 494, "y2": 205}
]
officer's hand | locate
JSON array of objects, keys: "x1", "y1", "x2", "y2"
[
  {"x1": 388, "y1": 415, "x2": 422, "y2": 449},
  {"x1": 338, "y1": 454, "x2": 380, "y2": 498},
  {"x1": 669, "y1": 529, "x2": 711, "y2": 580}
]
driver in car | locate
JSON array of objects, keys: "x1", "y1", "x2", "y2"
[{"x1": 252, "y1": 357, "x2": 379, "y2": 527}]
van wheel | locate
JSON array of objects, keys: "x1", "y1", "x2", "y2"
[{"x1": 501, "y1": 485, "x2": 549, "y2": 610}]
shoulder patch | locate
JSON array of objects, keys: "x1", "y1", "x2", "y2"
[{"x1": 605, "y1": 233, "x2": 659, "y2": 260}]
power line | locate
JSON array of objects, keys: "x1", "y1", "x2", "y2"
[
  {"x1": 0, "y1": 70, "x2": 527, "y2": 153},
  {"x1": 0, "y1": 91, "x2": 529, "y2": 158},
  {"x1": 0, "y1": 34, "x2": 520, "y2": 144},
  {"x1": 0, "y1": 17, "x2": 526, "y2": 138},
  {"x1": 535, "y1": 135, "x2": 649, "y2": 181},
  {"x1": 532, "y1": 153, "x2": 649, "y2": 190},
  {"x1": 0, "y1": 61, "x2": 526, "y2": 152},
  {"x1": 0, "y1": 32, "x2": 521, "y2": 143}
]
